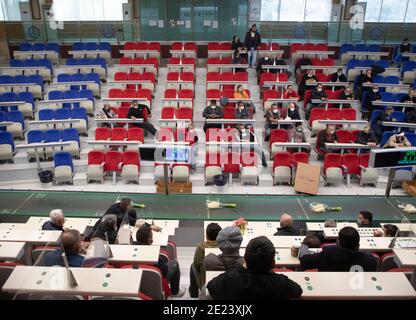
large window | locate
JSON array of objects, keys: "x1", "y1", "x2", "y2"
[
  {"x1": 260, "y1": 0, "x2": 332, "y2": 22},
  {"x1": 0, "y1": 0, "x2": 29, "y2": 21},
  {"x1": 54, "y1": 0, "x2": 128, "y2": 21},
  {"x1": 360, "y1": 0, "x2": 415, "y2": 22}
]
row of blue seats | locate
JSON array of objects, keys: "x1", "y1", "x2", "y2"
[
  {"x1": 73, "y1": 42, "x2": 111, "y2": 52},
  {"x1": 378, "y1": 92, "x2": 410, "y2": 102},
  {"x1": 10, "y1": 59, "x2": 53, "y2": 70},
  {"x1": 346, "y1": 59, "x2": 389, "y2": 72},
  {"x1": 340, "y1": 44, "x2": 381, "y2": 54},
  {"x1": 370, "y1": 75, "x2": 400, "y2": 84},
  {"x1": 66, "y1": 58, "x2": 106, "y2": 69},
  {"x1": 0, "y1": 92, "x2": 34, "y2": 105},
  {"x1": 57, "y1": 73, "x2": 100, "y2": 84},
  {"x1": 28, "y1": 128, "x2": 80, "y2": 146},
  {"x1": 38, "y1": 108, "x2": 88, "y2": 122},
  {"x1": 0, "y1": 110, "x2": 25, "y2": 129},
  {"x1": 48, "y1": 89, "x2": 94, "y2": 102},
  {"x1": 19, "y1": 43, "x2": 59, "y2": 53},
  {"x1": 0, "y1": 75, "x2": 43, "y2": 86}
]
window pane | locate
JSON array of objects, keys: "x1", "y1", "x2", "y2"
[
  {"x1": 79, "y1": 0, "x2": 104, "y2": 21},
  {"x1": 279, "y1": 0, "x2": 305, "y2": 21},
  {"x1": 304, "y1": 0, "x2": 331, "y2": 21},
  {"x1": 54, "y1": 0, "x2": 79, "y2": 21},
  {"x1": 0, "y1": 0, "x2": 29, "y2": 21},
  {"x1": 380, "y1": 0, "x2": 407, "y2": 22},
  {"x1": 405, "y1": 0, "x2": 416, "y2": 22},
  {"x1": 103, "y1": 0, "x2": 127, "y2": 21},
  {"x1": 0, "y1": 2, "x2": 4, "y2": 21},
  {"x1": 54, "y1": 0, "x2": 127, "y2": 21},
  {"x1": 360, "y1": 0, "x2": 382, "y2": 22},
  {"x1": 260, "y1": 0, "x2": 279, "y2": 21}
]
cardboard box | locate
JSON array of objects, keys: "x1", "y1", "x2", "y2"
[{"x1": 294, "y1": 162, "x2": 322, "y2": 195}]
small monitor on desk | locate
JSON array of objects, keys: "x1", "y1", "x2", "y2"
[{"x1": 165, "y1": 147, "x2": 189, "y2": 163}]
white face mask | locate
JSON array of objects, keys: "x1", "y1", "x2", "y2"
[
  {"x1": 272, "y1": 109, "x2": 278, "y2": 113},
  {"x1": 317, "y1": 88, "x2": 322, "y2": 92},
  {"x1": 330, "y1": 130, "x2": 335, "y2": 134},
  {"x1": 289, "y1": 107, "x2": 295, "y2": 112},
  {"x1": 373, "y1": 89, "x2": 378, "y2": 93},
  {"x1": 211, "y1": 105, "x2": 216, "y2": 109},
  {"x1": 264, "y1": 57, "x2": 269, "y2": 61},
  {"x1": 296, "y1": 127, "x2": 303, "y2": 132},
  {"x1": 239, "y1": 107, "x2": 244, "y2": 111},
  {"x1": 241, "y1": 128, "x2": 246, "y2": 133},
  {"x1": 337, "y1": 72, "x2": 342, "y2": 76}
]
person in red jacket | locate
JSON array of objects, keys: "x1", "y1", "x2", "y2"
[{"x1": 283, "y1": 85, "x2": 300, "y2": 100}]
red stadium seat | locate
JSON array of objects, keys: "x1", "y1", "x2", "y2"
[
  {"x1": 127, "y1": 127, "x2": 144, "y2": 143},
  {"x1": 122, "y1": 151, "x2": 140, "y2": 169},
  {"x1": 323, "y1": 153, "x2": 343, "y2": 175},
  {"x1": 269, "y1": 129, "x2": 289, "y2": 150},
  {"x1": 350, "y1": 129, "x2": 361, "y2": 143},
  {"x1": 111, "y1": 128, "x2": 127, "y2": 141},
  {"x1": 342, "y1": 153, "x2": 360, "y2": 176},
  {"x1": 141, "y1": 72, "x2": 155, "y2": 83},
  {"x1": 164, "y1": 89, "x2": 177, "y2": 99},
  {"x1": 171, "y1": 42, "x2": 183, "y2": 51},
  {"x1": 326, "y1": 108, "x2": 342, "y2": 120},
  {"x1": 222, "y1": 152, "x2": 241, "y2": 174},
  {"x1": 95, "y1": 128, "x2": 111, "y2": 140},
  {"x1": 291, "y1": 152, "x2": 309, "y2": 167},
  {"x1": 273, "y1": 152, "x2": 292, "y2": 170},
  {"x1": 176, "y1": 107, "x2": 193, "y2": 120},
  {"x1": 109, "y1": 88, "x2": 123, "y2": 98},
  {"x1": 206, "y1": 72, "x2": 221, "y2": 82},
  {"x1": 341, "y1": 108, "x2": 356, "y2": 120},
  {"x1": 161, "y1": 107, "x2": 176, "y2": 119},
  {"x1": 158, "y1": 128, "x2": 175, "y2": 142},
  {"x1": 146, "y1": 57, "x2": 159, "y2": 68},
  {"x1": 182, "y1": 57, "x2": 195, "y2": 65},
  {"x1": 206, "y1": 89, "x2": 221, "y2": 100},
  {"x1": 223, "y1": 107, "x2": 235, "y2": 120},
  {"x1": 309, "y1": 108, "x2": 326, "y2": 127},
  {"x1": 127, "y1": 72, "x2": 141, "y2": 81},
  {"x1": 180, "y1": 72, "x2": 195, "y2": 82},
  {"x1": 335, "y1": 130, "x2": 351, "y2": 143},
  {"x1": 148, "y1": 42, "x2": 161, "y2": 51},
  {"x1": 220, "y1": 43, "x2": 231, "y2": 50},
  {"x1": 167, "y1": 72, "x2": 179, "y2": 81},
  {"x1": 136, "y1": 42, "x2": 148, "y2": 51},
  {"x1": 88, "y1": 150, "x2": 105, "y2": 165},
  {"x1": 221, "y1": 89, "x2": 234, "y2": 99},
  {"x1": 208, "y1": 42, "x2": 221, "y2": 51},
  {"x1": 234, "y1": 72, "x2": 248, "y2": 82},
  {"x1": 184, "y1": 42, "x2": 197, "y2": 52},
  {"x1": 168, "y1": 57, "x2": 181, "y2": 65},
  {"x1": 124, "y1": 42, "x2": 136, "y2": 50},
  {"x1": 178, "y1": 89, "x2": 194, "y2": 99},
  {"x1": 114, "y1": 72, "x2": 128, "y2": 81},
  {"x1": 132, "y1": 57, "x2": 146, "y2": 65},
  {"x1": 207, "y1": 57, "x2": 221, "y2": 65},
  {"x1": 104, "y1": 151, "x2": 123, "y2": 172},
  {"x1": 123, "y1": 89, "x2": 137, "y2": 99}
]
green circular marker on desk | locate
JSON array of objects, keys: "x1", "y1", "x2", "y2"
[
  {"x1": 134, "y1": 248, "x2": 138, "y2": 251},
  {"x1": 105, "y1": 273, "x2": 111, "y2": 278},
  {"x1": 371, "y1": 277, "x2": 377, "y2": 281},
  {"x1": 376, "y1": 285, "x2": 382, "y2": 291},
  {"x1": 42, "y1": 271, "x2": 47, "y2": 276},
  {"x1": 133, "y1": 254, "x2": 137, "y2": 257},
  {"x1": 103, "y1": 282, "x2": 108, "y2": 287},
  {"x1": 37, "y1": 280, "x2": 42, "y2": 285},
  {"x1": 307, "y1": 286, "x2": 313, "y2": 290}
]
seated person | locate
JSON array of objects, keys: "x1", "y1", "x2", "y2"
[
  {"x1": 330, "y1": 68, "x2": 347, "y2": 83},
  {"x1": 256, "y1": 54, "x2": 273, "y2": 82},
  {"x1": 203, "y1": 100, "x2": 224, "y2": 132},
  {"x1": 264, "y1": 103, "x2": 280, "y2": 141},
  {"x1": 317, "y1": 125, "x2": 338, "y2": 154},
  {"x1": 44, "y1": 229, "x2": 85, "y2": 267},
  {"x1": 204, "y1": 226, "x2": 244, "y2": 272},
  {"x1": 339, "y1": 87, "x2": 355, "y2": 101},
  {"x1": 102, "y1": 198, "x2": 137, "y2": 229},
  {"x1": 95, "y1": 103, "x2": 117, "y2": 128},
  {"x1": 292, "y1": 123, "x2": 307, "y2": 145},
  {"x1": 232, "y1": 49, "x2": 245, "y2": 64},
  {"x1": 233, "y1": 85, "x2": 250, "y2": 99},
  {"x1": 84, "y1": 214, "x2": 118, "y2": 259},
  {"x1": 365, "y1": 85, "x2": 382, "y2": 119},
  {"x1": 134, "y1": 224, "x2": 185, "y2": 297},
  {"x1": 356, "y1": 126, "x2": 378, "y2": 148},
  {"x1": 42, "y1": 209, "x2": 65, "y2": 231},
  {"x1": 357, "y1": 211, "x2": 375, "y2": 227},
  {"x1": 302, "y1": 233, "x2": 321, "y2": 248},
  {"x1": 274, "y1": 213, "x2": 300, "y2": 236},
  {"x1": 235, "y1": 101, "x2": 250, "y2": 119},
  {"x1": 231, "y1": 35, "x2": 244, "y2": 52},
  {"x1": 284, "y1": 85, "x2": 300, "y2": 100},
  {"x1": 394, "y1": 37, "x2": 412, "y2": 65},
  {"x1": 401, "y1": 89, "x2": 416, "y2": 114},
  {"x1": 127, "y1": 100, "x2": 157, "y2": 136},
  {"x1": 189, "y1": 223, "x2": 222, "y2": 298},
  {"x1": 406, "y1": 109, "x2": 416, "y2": 123},
  {"x1": 207, "y1": 236, "x2": 303, "y2": 300},
  {"x1": 299, "y1": 227, "x2": 377, "y2": 271},
  {"x1": 283, "y1": 103, "x2": 302, "y2": 130},
  {"x1": 372, "y1": 106, "x2": 393, "y2": 141},
  {"x1": 356, "y1": 69, "x2": 374, "y2": 100},
  {"x1": 374, "y1": 224, "x2": 399, "y2": 237},
  {"x1": 271, "y1": 54, "x2": 291, "y2": 77},
  {"x1": 299, "y1": 69, "x2": 318, "y2": 99},
  {"x1": 305, "y1": 83, "x2": 328, "y2": 120},
  {"x1": 382, "y1": 132, "x2": 411, "y2": 149}
]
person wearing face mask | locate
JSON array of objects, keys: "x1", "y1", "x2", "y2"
[
  {"x1": 305, "y1": 84, "x2": 328, "y2": 120},
  {"x1": 203, "y1": 100, "x2": 224, "y2": 132},
  {"x1": 256, "y1": 54, "x2": 273, "y2": 83},
  {"x1": 393, "y1": 38, "x2": 412, "y2": 66},
  {"x1": 95, "y1": 103, "x2": 117, "y2": 128},
  {"x1": 365, "y1": 85, "x2": 382, "y2": 119},
  {"x1": 284, "y1": 103, "x2": 302, "y2": 130},
  {"x1": 244, "y1": 24, "x2": 261, "y2": 68},
  {"x1": 235, "y1": 124, "x2": 268, "y2": 168},
  {"x1": 299, "y1": 70, "x2": 318, "y2": 99},
  {"x1": 265, "y1": 103, "x2": 280, "y2": 141},
  {"x1": 317, "y1": 125, "x2": 338, "y2": 154},
  {"x1": 356, "y1": 126, "x2": 377, "y2": 149},
  {"x1": 330, "y1": 68, "x2": 347, "y2": 83},
  {"x1": 283, "y1": 85, "x2": 300, "y2": 101},
  {"x1": 289, "y1": 124, "x2": 309, "y2": 154},
  {"x1": 339, "y1": 87, "x2": 355, "y2": 102},
  {"x1": 235, "y1": 101, "x2": 250, "y2": 119},
  {"x1": 233, "y1": 85, "x2": 250, "y2": 99},
  {"x1": 127, "y1": 100, "x2": 157, "y2": 136}
]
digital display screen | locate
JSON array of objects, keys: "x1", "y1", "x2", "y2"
[
  {"x1": 371, "y1": 149, "x2": 416, "y2": 168},
  {"x1": 165, "y1": 147, "x2": 189, "y2": 162}
]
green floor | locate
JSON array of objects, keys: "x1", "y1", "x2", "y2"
[{"x1": 0, "y1": 190, "x2": 415, "y2": 222}]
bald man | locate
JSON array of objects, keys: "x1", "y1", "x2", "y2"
[
  {"x1": 44, "y1": 229, "x2": 85, "y2": 267},
  {"x1": 274, "y1": 213, "x2": 300, "y2": 236}
]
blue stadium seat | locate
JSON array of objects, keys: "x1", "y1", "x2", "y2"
[
  {"x1": 79, "y1": 89, "x2": 94, "y2": 101},
  {"x1": 73, "y1": 42, "x2": 85, "y2": 51},
  {"x1": 10, "y1": 60, "x2": 24, "y2": 67},
  {"x1": 98, "y1": 42, "x2": 111, "y2": 51},
  {"x1": 360, "y1": 60, "x2": 374, "y2": 67},
  {"x1": 81, "y1": 58, "x2": 94, "y2": 65},
  {"x1": 33, "y1": 43, "x2": 46, "y2": 51},
  {"x1": 373, "y1": 60, "x2": 389, "y2": 69},
  {"x1": 380, "y1": 131, "x2": 395, "y2": 147},
  {"x1": 355, "y1": 44, "x2": 368, "y2": 51},
  {"x1": 0, "y1": 111, "x2": 6, "y2": 122},
  {"x1": 38, "y1": 109, "x2": 55, "y2": 121},
  {"x1": 1, "y1": 92, "x2": 19, "y2": 111},
  {"x1": 368, "y1": 44, "x2": 380, "y2": 52},
  {"x1": 0, "y1": 131, "x2": 14, "y2": 152},
  {"x1": 55, "y1": 108, "x2": 70, "y2": 120},
  {"x1": 393, "y1": 93, "x2": 408, "y2": 102},
  {"x1": 402, "y1": 61, "x2": 416, "y2": 77},
  {"x1": 49, "y1": 91, "x2": 64, "y2": 100},
  {"x1": 54, "y1": 151, "x2": 73, "y2": 171},
  {"x1": 66, "y1": 58, "x2": 79, "y2": 65},
  {"x1": 18, "y1": 92, "x2": 34, "y2": 105},
  {"x1": 72, "y1": 73, "x2": 86, "y2": 82},
  {"x1": 384, "y1": 76, "x2": 400, "y2": 84},
  {"x1": 7, "y1": 111, "x2": 25, "y2": 129},
  {"x1": 390, "y1": 111, "x2": 405, "y2": 123},
  {"x1": 23, "y1": 59, "x2": 39, "y2": 67},
  {"x1": 85, "y1": 42, "x2": 98, "y2": 51},
  {"x1": 28, "y1": 75, "x2": 43, "y2": 86},
  {"x1": 380, "y1": 92, "x2": 394, "y2": 101},
  {"x1": 405, "y1": 133, "x2": 416, "y2": 146},
  {"x1": 14, "y1": 75, "x2": 29, "y2": 83},
  {"x1": 45, "y1": 129, "x2": 62, "y2": 143},
  {"x1": 57, "y1": 74, "x2": 72, "y2": 83},
  {"x1": 63, "y1": 90, "x2": 80, "y2": 108},
  {"x1": 38, "y1": 59, "x2": 53, "y2": 70},
  {"x1": 19, "y1": 43, "x2": 32, "y2": 51},
  {"x1": 93, "y1": 58, "x2": 106, "y2": 68},
  {"x1": 0, "y1": 75, "x2": 13, "y2": 84},
  {"x1": 46, "y1": 43, "x2": 59, "y2": 53},
  {"x1": 85, "y1": 73, "x2": 100, "y2": 84},
  {"x1": 372, "y1": 75, "x2": 384, "y2": 83},
  {"x1": 27, "y1": 130, "x2": 44, "y2": 144},
  {"x1": 347, "y1": 59, "x2": 360, "y2": 72},
  {"x1": 340, "y1": 44, "x2": 354, "y2": 55},
  {"x1": 71, "y1": 107, "x2": 88, "y2": 123},
  {"x1": 370, "y1": 110, "x2": 384, "y2": 130},
  {"x1": 62, "y1": 128, "x2": 80, "y2": 146}
]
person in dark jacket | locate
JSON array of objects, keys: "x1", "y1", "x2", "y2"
[
  {"x1": 204, "y1": 226, "x2": 244, "y2": 272},
  {"x1": 203, "y1": 100, "x2": 224, "y2": 132},
  {"x1": 231, "y1": 35, "x2": 244, "y2": 51},
  {"x1": 305, "y1": 83, "x2": 328, "y2": 120},
  {"x1": 317, "y1": 125, "x2": 338, "y2": 154},
  {"x1": 339, "y1": 87, "x2": 355, "y2": 101},
  {"x1": 299, "y1": 69, "x2": 318, "y2": 99},
  {"x1": 207, "y1": 236, "x2": 303, "y2": 300},
  {"x1": 365, "y1": 85, "x2": 382, "y2": 119},
  {"x1": 356, "y1": 69, "x2": 374, "y2": 99},
  {"x1": 134, "y1": 224, "x2": 185, "y2": 297},
  {"x1": 235, "y1": 101, "x2": 250, "y2": 119},
  {"x1": 372, "y1": 106, "x2": 393, "y2": 141},
  {"x1": 356, "y1": 126, "x2": 377, "y2": 148},
  {"x1": 256, "y1": 54, "x2": 273, "y2": 82},
  {"x1": 127, "y1": 100, "x2": 157, "y2": 136},
  {"x1": 394, "y1": 38, "x2": 411, "y2": 66},
  {"x1": 357, "y1": 210, "x2": 376, "y2": 227},
  {"x1": 406, "y1": 109, "x2": 416, "y2": 123},
  {"x1": 299, "y1": 227, "x2": 377, "y2": 272},
  {"x1": 401, "y1": 89, "x2": 416, "y2": 114},
  {"x1": 42, "y1": 209, "x2": 65, "y2": 231},
  {"x1": 274, "y1": 213, "x2": 300, "y2": 236},
  {"x1": 103, "y1": 198, "x2": 137, "y2": 228},
  {"x1": 330, "y1": 68, "x2": 347, "y2": 83},
  {"x1": 85, "y1": 214, "x2": 118, "y2": 244},
  {"x1": 244, "y1": 24, "x2": 261, "y2": 68},
  {"x1": 44, "y1": 229, "x2": 85, "y2": 267}
]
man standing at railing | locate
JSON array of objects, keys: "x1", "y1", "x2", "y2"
[{"x1": 244, "y1": 24, "x2": 261, "y2": 68}]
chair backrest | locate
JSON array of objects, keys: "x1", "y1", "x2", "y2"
[
  {"x1": 241, "y1": 152, "x2": 257, "y2": 167},
  {"x1": 28, "y1": 130, "x2": 44, "y2": 144},
  {"x1": 62, "y1": 128, "x2": 80, "y2": 144},
  {"x1": 111, "y1": 128, "x2": 127, "y2": 141},
  {"x1": 54, "y1": 108, "x2": 70, "y2": 120},
  {"x1": 95, "y1": 127, "x2": 111, "y2": 140},
  {"x1": 221, "y1": 152, "x2": 241, "y2": 173},
  {"x1": 270, "y1": 129, "x2": 289, "y2": 146},
  {"x1": 39, "y1": 109, "x2": 55, "y2": 121},
  {"x1": 335, "y1": 130, "x2": 351, "y2": 143},
  {"x1": 291, "y1": 152, "x2": 309, "y2": 167},
  {"x1": 139, "y1": 265, "x2": 165, "y2": 300},
  {"x1": 326, "y1": 108, "x2": 341, "y2": 120},
  {"x1": 127, "y1": 128, "x2": 144, "y2": 143},
  {"x1": 88, "y1": 150, "x2": 105, "y2": 165},
  {"x1": 161, "y1": 107, "x2": 175, "y2": 119},
  {"x1": 123, "y1": 151, "x2": 140, "y2": 166},
  {"x1": 54, "y1": 152, "x2": 73, "y2": 171},
  {"x1": 44, "y1": 129, "x2": 61, "y2": 142},
  {"x1": 341, "y1": 108, "x2": 356, "y2": 120},
  {"x1": 359, "y1": 153, "x2": 370, "y2": 167},
  {"x1": 323, "y1": 153, "x2": 342, "y2": 173},
  {"x1": 104, "y1": 151, "x2": 122, "y2": 172},
  {"x1": 176, "y1": 107, "x2": 193, "y2": 120},
  {"x1": 273, "y1": 151, "x2": 292, "y2": 168},
  {"x1": 0, "y1": 132, "x2": 14, "y2": 150},
  {"x1": 342, "y1": 153, "x2": 360, "y2": 174},
  {"x1": 71, "y1": 107, "x2": 87, "y2": 121}
]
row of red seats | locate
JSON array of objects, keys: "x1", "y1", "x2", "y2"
[
  {"x1": 206, "y1": 89, "x2": 251, "y2": 100},
  {"x1": 166, "y1": 72, "x2": 195, "y2": 82},
  {"x1": 114, "y1": 72, "x2": 156, "y2": 83},
  {"x1": 119, "y1": 57, "x2": 158, "y2": 68},
  {"x1": 273, "y1": 151, "x2": 309, "y2": 171},
  {"x1": 167, "y1": 57, "x2": 196, "y2": 65},
  {"x1": 206, "y1": 128, "x2": 245, "y2": 142},
  {"x1": 309, "y1": 108, "x2": 356, "y2": 126},
  {"x1": 297, "y1": 72, "x2": 333, "y2": 84},
  {"x1": 95, "y1": 127, "x2": 144, "y2": 143},
  {"x1": 88, "y1": 150, "x2": 140, "y2": 173},
  {"x1": 161, "y1": 106, "x2": 193, "y2": 120},
  {"x1": 108, "y1": 88, "x2": 152, "y2": 101},
  {"x1": 323, "y1": 152, "x2": 370, "y2": 177},
  {"x1": 205, "y1": 152, "x2": 258, "y2": 172},
  {"x1": 315, "y1": 129, "x2": 366, "y2": 157},
  {"x1": 207, "y1": 57, "x2": 236, "y2": 65},
  {"x1": 171, "y1": 42, "x2": 197, "y2": 52},
  {"x1": 207, "y1": 72, "x2": 248, "y2": 82},
  {"x1": 164, "y1": 89, "x2": 194, "y2": 99},
  {"x1": 260, "y1": 73, "x2": 290, "y2": 86},
  {"x1": 124, "y1": 42, "x2": 161, "y2": 51}
]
